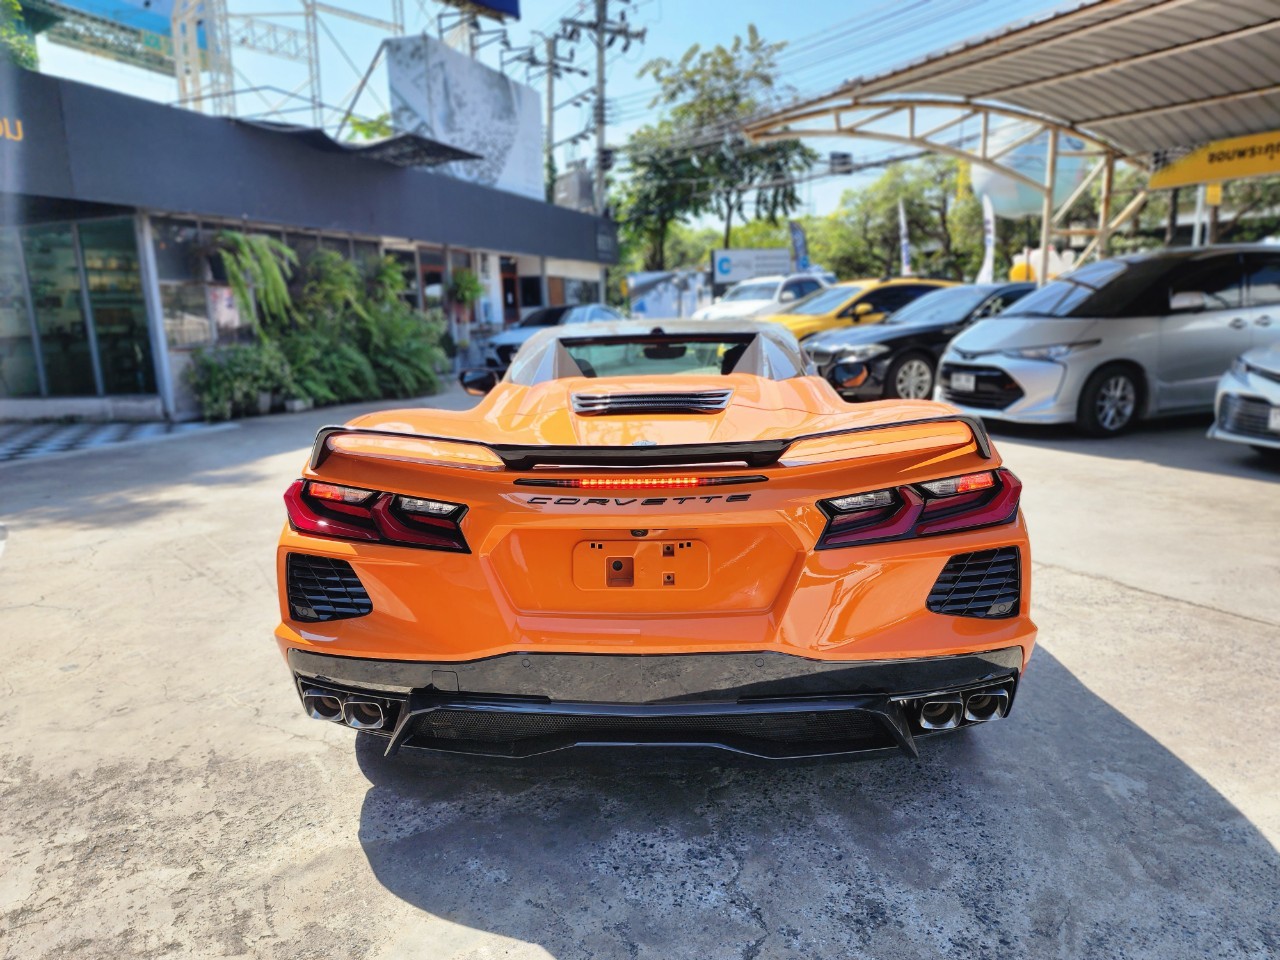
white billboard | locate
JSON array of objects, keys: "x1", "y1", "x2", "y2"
[
  {"x1": 387, "y1": 36, "x2": 543, "y2": 201},
  {"x1": 712, "y1": 248, "x2": 792, "y2": 284}
]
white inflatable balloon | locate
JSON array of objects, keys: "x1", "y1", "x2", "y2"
[{"x1": 970, "y1": 123, "x2": 1092, "y2": 219}]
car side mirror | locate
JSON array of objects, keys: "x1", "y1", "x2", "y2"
[
  {"x1": 851, "y1": 302, "x2": 874, "y2": 320},
  {"x1": 1170, "y1": 290, "x2": 1206, "y2": 313},
  {"x1": 459, "y1": 368, "x2": 499, "y2": 396},
  {"x1": 779, "y1": 290, "x2": 797, "y2": 303}
]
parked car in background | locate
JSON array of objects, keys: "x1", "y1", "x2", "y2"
[
  {"x1": 763, "y1": 277, "x2": 956, "y2": 341},
  {"x1": 806, "y1": 283, "x2": 1034, "y2": 400},
  {"x1": 1208, "y1": 343, "x2": 1280, "y2": 458},
  {"x1": 483, "y1": 303, "x2": 623, "y2": 369},
  {"x1": 937, "y1": 247, "x2": 1280, "y2": 435},
  {"x1": 691, "y1": 274, "x2": 828, "y2": 321}
]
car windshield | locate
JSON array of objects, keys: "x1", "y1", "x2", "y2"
[
  {"x1": 562, "y1": 335, "x2": 756, "y2": 377},
  {"x1": 788, "y1": 286, "x2": 863, "y2": 315},
  {"x1": 722, "y1": 281, "x2": 778, "y2": 302},
  {"x1": 1000, "y1": 259, "x2": 1150, "y2": 318},
  {"x1": 885, "y1": 286, "x2": 990, "y2": 325},
  {"x1": 519, "y1": 306, "x2": 572, "y2": 327}
]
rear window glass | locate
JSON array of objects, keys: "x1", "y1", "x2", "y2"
[{"x1": 562, "y1": 336, "x2": 754, "y2": 377}]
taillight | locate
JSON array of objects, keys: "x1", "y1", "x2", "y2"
[
  {"x1": 816, "y1": 469, "x2": 1020, "y2": 549},
  {"x1": 284, "y1": 480, "x2": 468, "y2": 552}
]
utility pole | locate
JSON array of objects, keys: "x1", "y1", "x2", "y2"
[
  {"x1": 545, "y1": 34, "x2": 557, "y2": 189},
  {"x1": 562, "y1": 1, "x2": 646, "y2": 216},
  {"x1": 594, "y1": 0, "x2": 607, "y2": 216}
]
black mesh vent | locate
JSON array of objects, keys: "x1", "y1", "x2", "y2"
[
  {"x1": 940, "y1": 365, "x2": 1025, "y2": 410},
  {"x1": 927, "y1": 547, "x2": 1021, "y2": 619},
  {"x1": 287, "y1": 554, "x2": 372, "y2": 622},
  {"x1": 411, "y1": 707, "x2": 889, "y2": 748},
  {"x1": 1217, "y1": 394, "x2": 1279, "y2": 440}
]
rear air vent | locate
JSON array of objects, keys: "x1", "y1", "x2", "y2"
[
  {"x1": 286, "y1": 554, "x2": 372, "y2": 622},
  {"x1": 926, "y1": 547, "x2": 1020, "y2": 619},
  {"x1": 571, "y1": 389, "x2": 733, "y2": 415}
]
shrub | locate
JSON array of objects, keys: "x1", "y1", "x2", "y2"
[{"x1": 186, "y1": 341, "x2": 293, "y2": 420}]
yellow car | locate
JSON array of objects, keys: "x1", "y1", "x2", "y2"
[{"x1": 764, "y1": 278, "x2": 957, "y2": 340}]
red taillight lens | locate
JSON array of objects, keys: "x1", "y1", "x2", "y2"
[
  {"x1": 284, "y1": 480, "x2": 468, "y2": 552},
  {"x1": 816, "y1": 469, "x2": 1020, "y2": 549}
]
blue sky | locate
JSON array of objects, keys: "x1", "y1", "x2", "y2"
[{"x1": 36, "y1": 0, "x2": 1076, "y2": 215}]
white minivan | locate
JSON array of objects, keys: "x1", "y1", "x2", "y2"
[{"x1": 937, "y1": 247, "x2": 1280, "y2": 435}]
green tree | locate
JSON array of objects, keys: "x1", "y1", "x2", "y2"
[
  {"x1": 638, "y1": 26, "x2": 817, "y2": 248},
  {"x1": 1, "y1": 0, "x2": 38, "y2": 68},
  {"x1": 616, "y1": 121, "x2": 704, "y2": 271}
]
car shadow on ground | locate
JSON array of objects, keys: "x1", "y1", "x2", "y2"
[
  {"x1": 352, "y1": 649, "x2": 1278, "y2": 959},
  {"x1": 986, "y1": 414, "x2": 1280, "y2": 482}
]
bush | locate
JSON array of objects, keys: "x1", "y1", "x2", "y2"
[
  {"x1": 188, "y1": 241, "x2": 447, "y2": 418},
  {"x1": 186, "y1": 341, "x2": 293, "y2": 421}
]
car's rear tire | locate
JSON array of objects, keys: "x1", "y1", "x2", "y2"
[
  {"x1": 1077, "y1": 364, "x2": 1142, "y2": 436},
  {"x1": 885, "y1": 352, "x2": 935, "y2": 400}
]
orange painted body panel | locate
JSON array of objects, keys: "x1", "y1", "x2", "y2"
[{"x1": 274, "y1": 375, "x2": 1036, "y2": 672}]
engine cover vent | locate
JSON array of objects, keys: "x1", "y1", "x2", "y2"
[{"x1": 571, "y1": 389, "x2": 733, "y2": 416}]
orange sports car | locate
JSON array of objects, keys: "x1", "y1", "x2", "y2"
[{"x1": 276, "y1": 320, "x2": 1035, "y2": 760}]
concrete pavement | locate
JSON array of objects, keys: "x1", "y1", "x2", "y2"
[{"x1": 0, "y1": 394, "x2": 1276, "y2": 960}]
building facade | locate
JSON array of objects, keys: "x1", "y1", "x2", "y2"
[{"x1": 0, "y1": 65, "x2": 617, "y2": 421}]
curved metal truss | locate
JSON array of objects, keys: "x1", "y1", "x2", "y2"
[{"x1": 747, "y1": 96, "x2": 1147, "y2": 281}]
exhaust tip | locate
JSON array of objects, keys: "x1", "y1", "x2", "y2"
[
  {"x1": 343, "y1": 699, "x2": 386, "y2": 730},
  {"x1": 918, "y1": 695, "x2": 963, "y2": 730},
  {"x1": 964, "y1": 688, "x2": 1009, "y2": 722},
  {"x1": 302, "y1": 688, "x2": 344, "y2": 722}
]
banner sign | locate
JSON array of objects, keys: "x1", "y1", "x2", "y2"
[
  {"x1": 387, "y1": 36, "x2": 542, "y2": 200},
  {"x1": 898, "y1": 199, "x2": 912, "y2": 276},
  {"x1": 788, "y1": 221, "x2": 809, "y2": 271},
  {"x1": 976, "y1": 194, "x2": 996, "y2": 284},
  {"x1": 711, "y1": 248, "x2": 792, "y2": 285},
  {"x1": 1150, "y1": 131, "x2": 1280, "y2": 190}
]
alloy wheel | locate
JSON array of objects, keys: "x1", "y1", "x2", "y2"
[
  {"x1": 895, "y1": 358, "x2": 934, "y2": 399},
  {"x1": 1095, "y1": 375, "x2": 1136, "y2": 431}
]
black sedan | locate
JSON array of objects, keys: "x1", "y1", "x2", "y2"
[{"x1": 803, "y1": 283, "x2": 1034, "y2": 400}]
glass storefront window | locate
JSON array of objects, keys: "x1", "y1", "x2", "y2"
[
  {"x1": 319, "y1": 235, "x2": 351, "y2": 258},
  {"x1": 0, "y1": 229, "x2": 40, "y2": 397},
  {"x1": 78, "y1": 219, "x2": 156, "y2": 394},
  {"x1": 22, "y1": 223, "x2": 97, "y2": 396},
  {"x1": 287, "y1": 232, "x2": 319, "y2": 267},
  {"x1": 420, "y1": 248, "x2": 445, "y2": 308}
]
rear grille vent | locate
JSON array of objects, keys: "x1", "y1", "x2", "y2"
[
  {"x1": 410, "y1": 707, "x2": 890, "y2": 748},
  {"x1": 571, "y1": 389, "x2": 733, "y2": 416},
  {"x1": 286, "y1": 554, "x2": 372, "y2": 622},
  {"x1": 927, "y1": 547, "x2": 1020, "y2": 619}
]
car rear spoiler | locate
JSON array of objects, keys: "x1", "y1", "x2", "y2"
[{"x1": 308, "y1": 415, "x2": 993, "y2": 472}]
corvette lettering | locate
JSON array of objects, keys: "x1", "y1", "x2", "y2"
[{"x1": 520, "y1": 494, "x2": 752, "y2": 506}]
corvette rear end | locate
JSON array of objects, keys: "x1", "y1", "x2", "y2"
[{"x1": 275, "y1": 322, "x2": 1035, "y2": 760}]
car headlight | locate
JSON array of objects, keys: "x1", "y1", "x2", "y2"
[
  {"x1": 1002, "y1": 340, "x2": 1100, "y2": 361},
  {"x1": 1229, "y1": 356, "x2": 1252, "y2": 381},
  {"x1": 834, "y1": 343, "x2": 890, "y2": 361}
]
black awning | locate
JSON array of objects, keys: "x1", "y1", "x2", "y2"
[{"x1": 234, "y1": 120, "x2": 482, "y2": 168}]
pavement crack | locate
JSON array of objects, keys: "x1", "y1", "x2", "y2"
[{"x1": 1031, "y1": 559, "x2": 1279, "y2": 629}]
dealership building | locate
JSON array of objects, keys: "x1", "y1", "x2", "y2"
[{"x1": 0, "y1": 63, "x2": 617, "y2": 421}]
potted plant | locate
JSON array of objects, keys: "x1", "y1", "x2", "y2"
[{"x1": 449, "y1": 268, "x2": 483, "y2": 360}]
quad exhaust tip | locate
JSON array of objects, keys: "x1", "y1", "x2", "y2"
[
  {"x1": 964, "y1": 689, "x2": 1009, "y2": 723},
  {"x1": 302, "y1": 688, "x2": 344, "y2": 723},
  {"x1": 343, "y1": 699, "x2": 387, "y2": 730},
  {"x1": 918, "y1": 694, "x2": 964, "y2": 730}
]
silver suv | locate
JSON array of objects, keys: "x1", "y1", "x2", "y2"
[{"x1": 937, "y1": 247, "x2": 1280, "y2": 435}]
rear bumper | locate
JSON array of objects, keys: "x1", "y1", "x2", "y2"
[{"x1": 289, "y1": 645, "x2": 1026, "y2": 760}]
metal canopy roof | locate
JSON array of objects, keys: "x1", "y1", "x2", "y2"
[{"x1": 748, "y1": 0, "x2": 1280, "y2": 156}]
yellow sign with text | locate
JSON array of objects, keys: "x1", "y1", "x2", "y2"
[{"x1": 1150, "y1": 131, "x2": 1280, "y2": 190}]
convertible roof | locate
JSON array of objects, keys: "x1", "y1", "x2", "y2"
[{"x1": 506, "y1": 320, "x2": 809, "y2": 386}]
